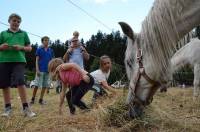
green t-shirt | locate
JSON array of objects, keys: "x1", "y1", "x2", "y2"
[{"x1": 0, "y1": 29, "x2": 30, "y2": 63}]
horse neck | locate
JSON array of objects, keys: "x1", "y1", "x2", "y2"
[
  {"x1": 171, "y1": 48, "x2": 188, "y2": 72},
  {"x1": 172, "y1": 39, "x2": 200, "y2": 72},
  {"x1": 173, "y1": 0, "x2": 200, "y2": 38},
  {"x1": 138, "y1": 0, "x2": 200, "y2": 82}
]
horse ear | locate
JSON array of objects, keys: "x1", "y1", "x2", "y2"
[{"x1": 119, "y1": 22, "x2": 135, "y2": 41}]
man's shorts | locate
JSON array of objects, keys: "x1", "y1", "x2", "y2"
[
  {"x1": 35, "y1": 72, "x2": 50, "y2": 88},
  {"x1": 0, "y1": 62, "x2": 26, "y2": 88}
]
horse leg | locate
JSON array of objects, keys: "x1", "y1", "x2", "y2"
[{"x1": 193, "y1": 64, "x2": 200, "y2": 100}]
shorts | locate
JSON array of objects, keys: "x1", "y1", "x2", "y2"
[
  {"x1": 35, "y1": 72, "x2": 50, "y2": 88},
  {"x1": 0, "y1": 62, "x2": 26, "y2": 89}
]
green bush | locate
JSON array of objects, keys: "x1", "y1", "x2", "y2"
[
  {"x1": 25, "y1": 70, "x2": 35, "y2": 81},
  {"x1": 173, "y1": 66, "x2": 194, "y2": 85}
]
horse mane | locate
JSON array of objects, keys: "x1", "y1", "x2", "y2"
[
  {"x1": 177, "y1": 31, "x2": 194, "y2": 51},
  {"x1": 139, "y1": 0, "x2": 191, "y2": 81}
]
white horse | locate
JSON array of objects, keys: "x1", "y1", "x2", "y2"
[
  {"x1": 171, "y1": 38, "x2": 200, "y2": 98},
  {"x1": 119, "y1": 0, "x2": 200, "y2": 117}
]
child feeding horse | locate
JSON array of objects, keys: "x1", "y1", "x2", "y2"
[{"x1": 48, "y1": 58, "x2": 94, "y2": 115}]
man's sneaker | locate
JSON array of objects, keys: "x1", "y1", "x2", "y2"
[
  {"x1": 1, "y1": 107, "x2": 12, "y2": 117},
  {"x1": 39, "y1": 99, "x2": 47, "y2": 105},
  {"x1": 23, "y1": 107, "x2": 36, "y2": 117}
]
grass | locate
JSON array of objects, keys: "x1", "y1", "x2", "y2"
[
  {"x1": 0, "y1": 87, "x2": 200, "y2": 132},
  {"x1": 100, "y1": 87, "x2": 200, "y2": 132}
]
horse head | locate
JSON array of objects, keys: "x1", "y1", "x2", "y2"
[
  {"x1": 119, "y1": 22, "x2": 165, "y2": 118},
  {"x1": 119, "y1": 0, "x2": 200, "y2": 118}
]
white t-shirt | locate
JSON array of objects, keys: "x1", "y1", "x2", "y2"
[{"x1": 90, "y1": 69, "x2": 110, "y2": 84}]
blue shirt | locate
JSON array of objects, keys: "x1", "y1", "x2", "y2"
[
  {"x1": 36, "y1": 46, "x2": 54, "y2": 72},
  {"x1": 69, "y1": 47, "x2": 84, "y2": 69}
]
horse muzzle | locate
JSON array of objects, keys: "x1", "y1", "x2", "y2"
[{"x1": 128, "y1": 95, "x2": 154, "y2": 118}]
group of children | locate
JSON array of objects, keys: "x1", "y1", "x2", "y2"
[{"x1": 0, "y1": 13, "x2": 116, "y2": 117}]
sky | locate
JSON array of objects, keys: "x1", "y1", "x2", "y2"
[{"x1": 0, "y1": 0, "x2": 154, "y2": 44}]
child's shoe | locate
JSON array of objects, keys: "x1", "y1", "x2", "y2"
[
  {"x1": 23, "y1": 107, "x2": 36, "y2": 117},
  {"x1": 1, "y1": 107, "x2": 12, "y2": 117}
]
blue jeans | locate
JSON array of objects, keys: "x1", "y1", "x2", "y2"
[{"x1": 90, "y1": 84, "x2": 108, "y2": 100}]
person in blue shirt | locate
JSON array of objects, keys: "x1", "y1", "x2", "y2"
[{"x1": 30, "y1": 36, "x2": 54, "y2": 105}]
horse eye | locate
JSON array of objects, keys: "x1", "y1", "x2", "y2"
[{"x1": 126, "y1": 60, "x2": 132, "y2": 69}]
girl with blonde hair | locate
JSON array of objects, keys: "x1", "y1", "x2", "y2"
[
  {"x1": 48, "y1": 58, "x2": 94, "y2": 115},
  {"x1": 90, "y1": 55, "x2": 116, "y2": 102}
]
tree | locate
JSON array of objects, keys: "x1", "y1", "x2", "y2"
[
  {"x1": 25, "y1": 43, "x2": 38, "y2": 70},
  {"x1": 50, "y1": 39, "x2": 66, "y2": 58},
  {"x1": 25, "y1": 31, "x2": 127, "y2": 83},
  {"x1": 195, "y1": 26, "x2": 200, "y2": 39}
]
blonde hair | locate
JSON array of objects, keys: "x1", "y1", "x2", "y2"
[
  {"x1": 73, "y1": 31, "x2": 79, "y2": 37},
  {"x1": 100, "y1": 55, "x2": 111, "y2": 68},
  {"x1": 48, "y1": 58, "x2": 64, "y2": 80}
]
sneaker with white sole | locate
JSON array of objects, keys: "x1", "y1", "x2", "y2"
[
  {"x1": 1, "y1": 107, "x2": 12, "y2": 117},
  {"x1": 39, "y1": 99, "x2": 47, "y2": 105},
  {"x1": 30, "y1": 99, "x2": 35, "y2": 105},
  {"x1": 23, "y1": 107, "x2": 36, "y2": 117}
]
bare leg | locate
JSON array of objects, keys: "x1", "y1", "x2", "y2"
[
  {"x1": 17, "y1": 85, "x2": 28, "y2": 104},
  {"x1": 2, "y1": 88, "x2": 11, "y2": 105},
  {"x1": 32, "y1": 86, "x2": 38, "y2": 98},
  {"x1": 17, "y1": 85, "x2": 36, "y2": 117},
  {"x1": 39, "y1": 87, "x2": 46, "y2": 100},
  {"x1": 193, "y1": 64, "x2": 200, "y2": 100},
  {"x1": 59, "y1": 83, "x2": 68, "y2": 115},
  {"x1": 1, "y1": 88, "x2": 12, "y2": 117},
  {"x1": 46, "y1": 88, "x2": 49, "y2": 94}
]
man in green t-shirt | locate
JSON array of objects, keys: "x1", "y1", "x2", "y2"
[{"x1": 0, "y1": 13, "x2": 36, "y2": 117}]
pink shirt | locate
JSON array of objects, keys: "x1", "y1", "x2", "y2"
[{"x1": 59, "y1": 69, "x2": 82, "y2": 86}]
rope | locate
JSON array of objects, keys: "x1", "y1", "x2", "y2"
[
  {"x1": 0, "y1": 21, "x2": 125, "y2": 71},
  {"x1": 0, "y1": 21, "x2": 42, "y2": 39},
  {"x1": 65, "y1": 0, "x2": 112, "y2": 32}
]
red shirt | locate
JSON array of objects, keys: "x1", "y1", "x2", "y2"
[{"x1": 59, "y1": 69, "x2": 82, "y2": 86}]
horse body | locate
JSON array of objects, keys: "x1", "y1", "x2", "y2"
[
  {"x1": 171, "y1": 38, "x2": 200, "y2": 97},
  {"x1": 119, "y1": 0, "x2": 200, "y2": 117}
]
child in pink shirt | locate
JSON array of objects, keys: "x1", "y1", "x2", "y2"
[{"x1": 48, "y1": 58, "x2": 94, "y2": 115}]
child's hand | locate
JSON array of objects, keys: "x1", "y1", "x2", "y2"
[
  {"x1": 67, "y1": 48, "x2": 73, "y2": 54},
  {"x1": 0, "y1": 43, "x2": 9, "y2": 50},
  {"x1": 83, "y1": 74, "x2": 90, "y2": 83},
  {"x1": 109, "y1": 90, "x2": 116, "y2": 97},
  {"x1": 80, "y1": 46, "x2": 86, "y2": 52},
  {"x1": 109, "y1": 88, "x2": 116, "y2": 95},
  {"x1": 36, "y1": 70, "x2": 40, "y2": 76},
  {"x1": 12, "y1": 45, "x2": 24, "y2": 51},
  {"x1": 56, "y1": 64, "x2": 63, "y2": 72}
]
